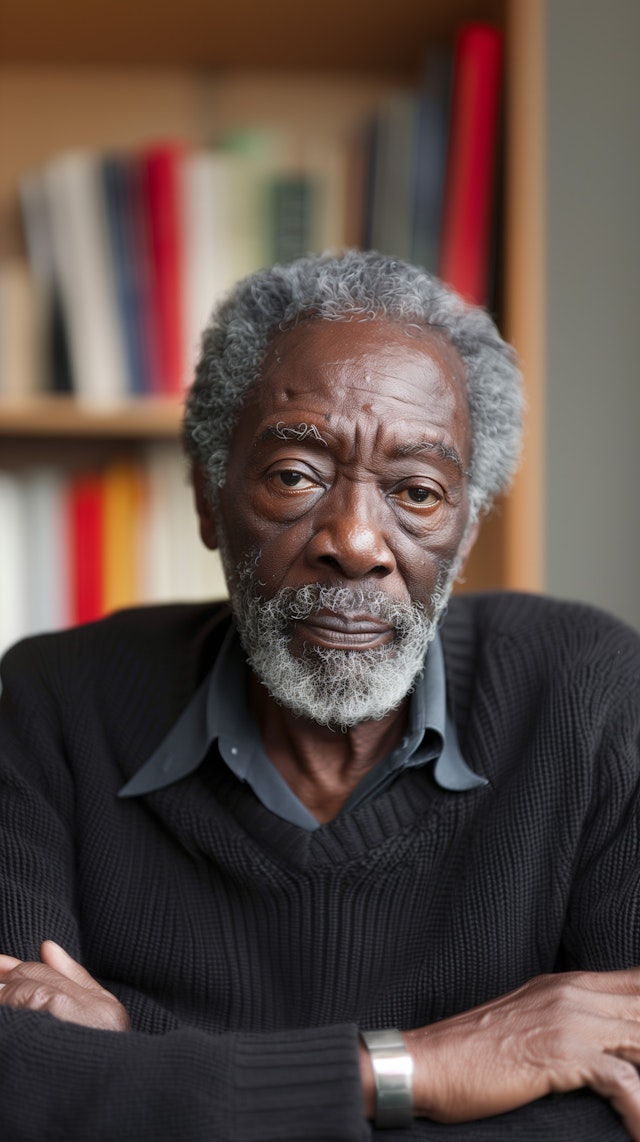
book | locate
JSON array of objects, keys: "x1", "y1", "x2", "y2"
[
  {"x1": 305, "y1": 137, "x2": 349, "y2": 256},
  {"x1": 141, "y1": 443, "x2": 228, "y2": 605},
  {"x1": 68, "y1": 471, "x2": 105, "y2": 626},
  {"x1": 269, "y1": 173, "x2": 317, "y2": 264},
  {"x1": 18, "y1": 125, "x2": 352, "y2": 404},
  {"x1": 102, "y1": 459, "x2": 144, "y2": 615},
  {"x1": 19, "y1": 172, "x2": 74, "y2": 394},
  {"x1": 343, "y1": 122, "x2": 370, "y2": 251},
  {"x1": 0, "y1": 453, "x2": 230, "y2": 656},
  {"x1": 0, "y1": 259, "x2": 45, "y2": 399},
  {"x1": 140, "y1": 143, "x2": 186, "y2": 396},
  {"x1": 0, "y1": 472, "x2": 29, "y2": 658},
  {"x1": 365, "y1": 91, "x2": 418, "y2": 260},
  {"x1": 42, "y1": 152, "x2": 130, "y2": 404},
  {"x1": 102, "y1": 156, "x2": 148, "y2": 396},
  {"x1": 180, "y1": 149, "x2": 238, "y2": 386},
  {"x1": 219, "y1": 128, "x2": 282, "y2": 278},
  {"x1": 437, "y1": 24, "x2": 504, "y2": 305},
  {"x1": 267, "y1": 134, "x2": 348, "y2": 263},
  {"x1": 411, "y1": 48, "x2": 453, "y2": 273},
  {"x1": 23, "y1": 467, "x2": 71, "y2": 637}
]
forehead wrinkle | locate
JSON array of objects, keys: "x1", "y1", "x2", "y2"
[
  {"x1": 257, "y1": 415, "x2": 467, "y2": 480},
  {"x1": 356, "y1": 354, "x2": 448, "y2": 384}
]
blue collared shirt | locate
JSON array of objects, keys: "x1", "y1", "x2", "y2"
[{"x1": 119, "y1": 626, "x2": 486, "y2": 827}]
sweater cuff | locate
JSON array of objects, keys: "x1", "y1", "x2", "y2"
[{"x1": 231, "y1": 1024, "x2": 369, "y2": 1141}]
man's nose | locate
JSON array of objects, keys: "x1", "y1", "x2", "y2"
[{"x1": 305, "y1": 481, "x2": 395, "y2": 580}]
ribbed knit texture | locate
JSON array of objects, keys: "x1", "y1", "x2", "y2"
[{"x1": 0, "y1": 592, "x2": 638, "y2": 1140}]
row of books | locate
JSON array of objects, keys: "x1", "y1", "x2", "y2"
[
  {"x1": 0, "y1": 446, "x2": 228, "y2": 660},
  {"x1": 4, "y1": 128, "x2": 346, "y2": 406},
  {"x1": 0, "y1": 23, "x2": 503, "y2": 407},
  {"x1": 362, "y1": 23, "x2": 503, "y2": 307}
]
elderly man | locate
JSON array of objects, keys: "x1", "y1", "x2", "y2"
[{"x1": 1, "y1": 251, "x2": 640, "y2": 1141}]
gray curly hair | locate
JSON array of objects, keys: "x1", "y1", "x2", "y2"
[{"x1": 182, "y1": 250, "x2": 524, "y2": 517}]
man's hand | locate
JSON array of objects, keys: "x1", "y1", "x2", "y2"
[
  {"x1": 0, "y1": 941, "x2": 130, "y2": 1031},
  {"x1": 400, "y1": 970, "x2": 640, "y2": 1138}
]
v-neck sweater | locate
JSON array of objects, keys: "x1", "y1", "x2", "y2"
[{"x1": 0, "y1": 591, "x2": 639, "y2": 1141}]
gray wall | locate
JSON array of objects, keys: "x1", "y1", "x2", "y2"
[{"x1": 545, "y1": 0, "x2": 640, "y2": 630}]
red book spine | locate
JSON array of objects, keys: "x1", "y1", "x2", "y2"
[
  {"x1": 68, "y1": 473, "x2": 104, "y2": 626},
  {"x1": 438, "y1": 24, "x2": 503, "y2": 306},
  {"x1": 142, "y1": 145, "x2": 185, "y2": 395}
]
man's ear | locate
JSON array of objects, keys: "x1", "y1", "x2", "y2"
[{"x1": 192, "y1": 464, "x2": 219, "y2": 551}]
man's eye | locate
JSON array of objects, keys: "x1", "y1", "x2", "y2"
[
  {"x1": 395, "y1": 485, "x2": 440, "y2": 506},
  {"x1": 271, "y1": 469, "x2": 315, "y2": 490}
]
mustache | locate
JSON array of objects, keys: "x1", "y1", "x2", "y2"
[
  {"x1": 272, "y1": 584, "x2": 423, "y2": 622},
  {"x1": 226, "y1": 554, "x2": 449, "y2": 727}
]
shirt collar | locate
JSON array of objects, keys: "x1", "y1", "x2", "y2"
[{"x1": 118, "y1": 625, "x2": 486, "y2": 803}]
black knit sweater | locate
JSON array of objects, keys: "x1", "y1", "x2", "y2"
[{"x1": 0, "y1": 592, "x2": 639, "y2": 1141}]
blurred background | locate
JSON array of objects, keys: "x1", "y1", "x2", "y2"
[{"x1": 0, "y1": 0, "x2": 638, "y2": 660}]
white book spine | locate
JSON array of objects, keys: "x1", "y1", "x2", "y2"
[
  {"x1": 43, "y1": 152, "x2": 130, "y2": 406},
  {"x1": 23, "y1": 467, "x2": 71, "y2": 637},
  {"x1": 181, "y1": 150, "x2": 239, "y2": 388},
  {"x1": 0, "y1": 473, "x2": 29, "y2": 659},
  {"x1": 141, "y1": 443, "x2": 228, "y2": 605}
]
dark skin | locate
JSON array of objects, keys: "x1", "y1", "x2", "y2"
[
  {"x1": 2, "y1": 317, "x2": 640, "y2": 1136},
  {"x1": 198, "y1": 318, "x2": 477, "y2": 823}
]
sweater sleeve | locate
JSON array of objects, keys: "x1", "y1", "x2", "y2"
[
  {"x1": 559, "y1": 643, "x2": 640, "y2": 972},
  {"x1": 0, "y1": 639, "x2": 369, "y2": 1142},
  {"x1": 0, "y1": 1009, "x2": 368, "y2": 1142}
]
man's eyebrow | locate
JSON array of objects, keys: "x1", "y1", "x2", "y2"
[
  {"x1": 395, "y1": 439, "x2": 468, "y2": 477},
  {"x1": 258, "y1": 421, "x2": 328, "y2": 447}
]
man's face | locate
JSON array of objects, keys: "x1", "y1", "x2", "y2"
[{"x1": 205, "y1": 317, "x2": 475, "y2": 725}]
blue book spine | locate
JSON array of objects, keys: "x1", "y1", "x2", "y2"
[
  {"x1": 411, "y1": 49, "x2": 453, "y2": 273},
  {"x1": 102, "y1": 156, "x2": 147, "y2": 396}
]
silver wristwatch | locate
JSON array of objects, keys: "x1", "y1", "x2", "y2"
[{"x1": 360, "y1": 1028, "x2": 414, "y2": 1129}]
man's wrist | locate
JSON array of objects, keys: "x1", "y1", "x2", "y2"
[{"x1": 359, "y1": 1029, "x2": 414, "y2": 1129}]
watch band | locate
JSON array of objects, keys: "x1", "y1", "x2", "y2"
[{"x1": 360, "y1": 1028, "x2": 414, "y2": 1129}]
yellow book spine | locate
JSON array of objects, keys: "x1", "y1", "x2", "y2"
[{"x1": 102, "y1": 460, "x2": 144, "y2": 615}]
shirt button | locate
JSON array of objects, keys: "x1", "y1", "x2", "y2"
[{"x1": 231, "y1": 747, "x2": 238, "y2": 756}]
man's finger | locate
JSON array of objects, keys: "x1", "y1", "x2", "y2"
[
  {"x1": 587, "y1": 1052, "x2": 640, "y2": 1142},
  {"x1": 576, "y1": 967, "x2": 640, "y2": 996},
  {"x1": 40, "y1": 942, "x2": 104, "y2": 992},
  {"x1": 0, "y1": 954, "x2": 23, "y2": 976}
]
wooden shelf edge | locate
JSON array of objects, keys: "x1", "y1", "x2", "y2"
[
  {"x1": 501, "y1": 0, "x2": 546, "y2": 594},
  {"x1": 0, "y1": 0, "x2": 506, "y2": 71},
  {"x1": 0, "y1": 395, "x2": 183, "y2": 439}
]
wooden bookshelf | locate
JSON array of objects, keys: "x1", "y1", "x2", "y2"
[
  {"x1": 1, "y1": 0, "x2": 505, "y2": 70},
  {"x1": 0, "y1": 0, "x2": 544, "y2": 597},
  {"x1": 0, "y1": 396, "x2": 181, "y2": 439}
]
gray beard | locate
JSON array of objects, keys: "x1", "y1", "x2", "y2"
[{"x1": 224, "y1": 549, "x2": 457, "y2": 728}]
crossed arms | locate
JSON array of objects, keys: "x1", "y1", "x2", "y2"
[{"x1": 2, "y1": 944, "x2": 640, "y2": 1137}]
